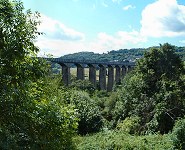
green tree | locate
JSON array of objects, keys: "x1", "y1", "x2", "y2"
[
  {"x1": 171, "y1": 117, "x2": 185, "y2": 149},
  {"x1": 113, "y1": 43, "x2": 185, "y2": 134},
  {"x1": 69, "y1": 79, "x2": 95, "y2": 95},
  {"x1": 69, "y1": 90, "x2": 103, "y2": 135},
  {"x1": 0, "y1": 0, "x2": 78, "y2": 149}
]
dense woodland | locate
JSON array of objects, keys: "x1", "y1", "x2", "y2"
[
  {"x1": 1, "y1": 0, "x2": 185, "y2": 150},
  {"x1": 61, "y1": 46, "x2": 185, "y2": 62}
]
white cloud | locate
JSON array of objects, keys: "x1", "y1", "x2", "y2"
[
  {"x1": 38, "y1": 14, "x2": 85, "y2": 41},
  {"x1": 140, "y1": 0, "x2": 185, "y2": 37},
  {"x1": 123, "y1": 5, "x2": 136, "y2": 11},
  {"x1": 36, "y1": 14, "x2": 86, "y2": 57},
  {"x1": 36, "y1": 39, "x2": 88, "y2": 57},
  {"x1": 36, "y1": 14, "x2": 148, "y2": 57},
  {"x1": 89, "y1": 31, "x2": 146, "y2": 51},
  {"x1": 36, "y1": 29, "x2": 147, "y2": 57}
]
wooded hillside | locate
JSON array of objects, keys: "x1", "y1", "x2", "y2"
[{"x1": 61, "y1": 46, "x2": 185, "y2": 62}]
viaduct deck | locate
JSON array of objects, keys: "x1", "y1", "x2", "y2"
[{"x1": 45, "y1": 58, "x2": 136, "y2": 66}]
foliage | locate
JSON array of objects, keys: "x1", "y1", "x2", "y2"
[
  {"x1": 69, "y1": 79, "x2": 95, "y2": 95},
  {"x1": 74, "y1": 130, "x2": 173, "y2": 150},
  {"x1": 95, "y1": 92, "x2": 120, "y2": 130},
  {"x1": 112, "y1": 43, "x2": 185, "y2": 134},
  {"x1": 61, "y1": 47, "x2": 185, "y2": 62},
  {"x1": 171, "y1": 117, "x2": 185, "y2": 150},
  {"x1": 69, "y1": 90, "x2": 103, "y2": 135},
  {"x1": 101, "y1": 92, "x2": 117, "y2": 121},
  {"x1": 116, "y1": 116, "x2": 140, "y2": 134},
  {"x1": 0, "y1": 0, "x2": 78, "y2": 149},
  {"x1": 0, "y1": 75, "x2": 78, "y2": 150}
]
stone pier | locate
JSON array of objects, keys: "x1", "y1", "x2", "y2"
[
  {"x1": 88, "y1": 64, "x2": 96, "y2": 87},
  {"x1": 76, "y1": 63, "x2": 84, "y2": 80},
  {"x1": 99, "y1": 64, "x2": 106, "y2": 90},
  {"x1": 115, "y1": 65, "x2": 121, "y2": 84},
  {"x1": 121, "y1": 66, "x2": 127, "y2": 78},
  {"x1": 60, "y1": 63, "x2": 70, "y2": 86},
  {"x1": 107, "y1": 65, "x2": 114, "y2": 92}
]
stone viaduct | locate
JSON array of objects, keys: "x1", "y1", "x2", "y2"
[{"x1": 46, "y1": 58, "x2": 135, "y2": 91}]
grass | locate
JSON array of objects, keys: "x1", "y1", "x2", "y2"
[{"x1": 74, "y1": 130, "x2": 173, "y2": 150}]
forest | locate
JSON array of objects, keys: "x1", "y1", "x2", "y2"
[
  {"x1": 0, "y1": 0, "x2": 185, "y2": 149},
  {"x1": 61, "y1": 46, "x2": 185, "y2": 62}
]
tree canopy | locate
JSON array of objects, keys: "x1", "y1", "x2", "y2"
[
  {"x1": 0, "y1": 0, "x2": 78, "y2": 149},
  {"x1": 113, "y1": 43, "x2": 185, "y2": 134}
]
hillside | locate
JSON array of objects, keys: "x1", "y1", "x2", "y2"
[
  {"x1": 50, "y1": 46, "x2": 185, "y2": 74},
  {"x1": 61, "y1": 46, "x2": 185, "y2": 62}
]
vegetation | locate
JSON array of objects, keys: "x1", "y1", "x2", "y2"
[
  {"x1": 73, "y1": 43, "x2": 185, "y2": 149},
  {"x1": 74, "y1": 131, "x2": 173, "y2": 150},
  {"x1": 61, "y1": 46, "x2": 185, "y2": 62},
  {"x1": 69, "y1": 90, "x2": 103, "y2": 135},
  {"x1": 171, "y1": 118, "x2": 185, "y2": 149},
  {"x1": 0, "y1": 0, "x2": 185, "y2": 149},
  {"x1": 0, "y1": 0, "x2": 78, "y2": 149},
  {"x1": 110, "y1": 43, "x2": 185, "y2": 134}
]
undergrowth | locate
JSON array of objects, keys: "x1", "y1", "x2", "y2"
[{"x1": 74, "y1": 130, "x2": 173, "y2": 150}]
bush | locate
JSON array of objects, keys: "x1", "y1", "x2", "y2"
[
  {"x1": 69, "y1": 80, "x2": 95, "y2": 95},
  {"x1": 74, "y1": 130, "x2": 173, "y2": 150},
  {"x1": 171, "y1": 117, "x2": 185, "y2": 149},
  {"x1": 70, "y1": 91, "x2": 103, "y2": 135},
  {"x1": 0, "y1": 75, "x2": 79, "y2": 150},
  {"x1": 116, "y1": 116, "x2": 140, "y2": 134}
]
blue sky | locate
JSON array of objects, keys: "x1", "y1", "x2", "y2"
[{"x1": 22, "y1": 0, "x2": 185, "y2": 57}]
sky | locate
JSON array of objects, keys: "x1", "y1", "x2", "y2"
[{"x1": 22, "y1": 0, "x2": 185, "y2": 57}]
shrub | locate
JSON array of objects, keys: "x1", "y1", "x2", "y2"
[
  {"x1": 70, "y1": 91, "x2": 103, "y2": 135},
  {"x1": 70, "y1": 80, "x2": 95, "y2": 95},
  {"x1": 116, "y1": 116, "x2": 140, "y2": 134},
  {"x1": 171, "y1": 117, "x2": 185, "y2": 149},
  {"x1": 0, "y1": 75, "x2": 79, "y2": 150},
  {"x1": 74, "y1": 130, "x2": 173, "y2": 150}
]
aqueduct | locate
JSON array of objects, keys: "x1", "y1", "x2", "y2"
[{"x1": 46, "y1": 58, "x2": 135, "y2": 91}]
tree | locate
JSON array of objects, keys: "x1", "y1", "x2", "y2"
[
  {"x1": 67, "y1": 90, "x2": 103, "y2": 135},
  {"x1": 69, "y1": 79, "x2": 95, "y2": 95},
  {"x1": 0, "y1": 0, "x2": 78, "y2": 149},
  {"x1": 171, "y1": 117, "x2": 185, "y2": 149},
  {"x1": 113, "y1": 43, "x2": 185, "y2": 134}
]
